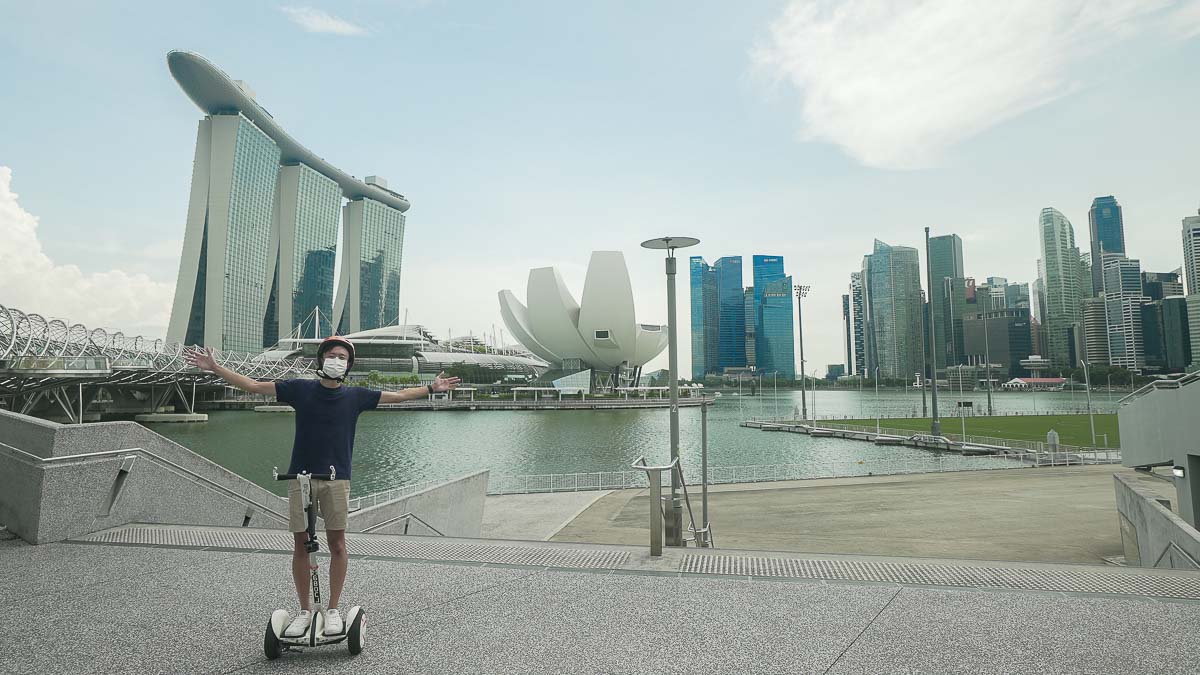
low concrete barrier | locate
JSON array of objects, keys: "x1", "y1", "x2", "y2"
[
  {"x1": 0, "y1": 409, "x2": 487, "y2": 544},
  {"x1": 349, "y1": 470, "x2": 488, "y2": 537},
  {"x1": 1114, "y1": 473, "x2": 1200, "y2": 570}
]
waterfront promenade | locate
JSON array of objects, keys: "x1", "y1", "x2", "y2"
[
  {"x1": 490, "y1": 465, "x2": 1164, "y2": 565},
  {"x1": 5, "y1": 526, "x2": 1200, "y2": 674}
]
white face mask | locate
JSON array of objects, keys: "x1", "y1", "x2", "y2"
[{"x1": 320, "y1": 356, "x2": 348, "y2": 379}]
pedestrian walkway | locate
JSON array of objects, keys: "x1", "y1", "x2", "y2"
[{"x1": 4, "y1": 524, "x2": 1200, "y2": 674}]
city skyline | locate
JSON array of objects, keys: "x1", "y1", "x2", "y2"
[{"x1": 2, "y1": 2, "x2": 1200, "y2": 376}]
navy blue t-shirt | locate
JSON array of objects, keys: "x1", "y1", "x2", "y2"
[{"x1": 274, "y1": 379, "x2": 381, "y2": 480}]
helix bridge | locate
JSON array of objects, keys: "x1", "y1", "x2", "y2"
[{"x1": 0, "y1": 303, "x2": 313, "y2": 422}]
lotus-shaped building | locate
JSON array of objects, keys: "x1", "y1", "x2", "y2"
[{"x1": 498, "y1": 252, "x2": 668, "y2": 384}]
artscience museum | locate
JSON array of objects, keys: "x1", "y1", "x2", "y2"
[{"x1": 498, "y1": 252, "x2": 668, "y2": 391}]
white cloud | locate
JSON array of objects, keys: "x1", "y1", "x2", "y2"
[
  {"x1": 0, "y1": 166, "x2": 174, "y2": 339},
  {"x1": 753, "y1": 0, "x2": 1200, "y2": 169},
  {"x1": 280, "y1": 6, "x2": 368, "y2": 35}
]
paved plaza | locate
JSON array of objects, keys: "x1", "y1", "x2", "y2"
[
  {"x1": 545, "y1": 465, "x2": 1167, "y2": 564},
  {"x1": 4, "y1": 525, "x2": 1200, "y2": 674}
]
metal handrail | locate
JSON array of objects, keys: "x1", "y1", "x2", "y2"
[
  {"x1": 629, "y1": 455, "x2": 677, "y2": 556},
  {"x1": 359, "y1": 511, "x2": 445, "y2": 536},
  {"x1": 629, "y1": 456, "x2": 715, "y2": 554},
  {"x1": 672, "y1": 460, "x2": 714, "y2": 548}
]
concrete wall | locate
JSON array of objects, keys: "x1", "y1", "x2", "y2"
[
  {"x1": 0, "y1": 409, "x2": 489, "y2": 545},
  {"x1": 0, "y1": 409, "x2": 290, "y2": 544},
  {"x1": 1117, "y1": 380, "x2": 1200, "y2": 527},
  {"x1": 1114, "y1": 473, "x2": 1200, "y2": 570},
  {"x1": 349, "y1": 470, "x2": 488, "y2": 538}
]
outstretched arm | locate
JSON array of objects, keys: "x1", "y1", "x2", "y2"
[
  {"x1": 183, "y1": 347, "x2": 277, "y2": 396},
  {"x1": 379, "y1": 372, "x2": 461, "y2": 404}
]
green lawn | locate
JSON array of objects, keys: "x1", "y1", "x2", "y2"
[{"x1": 832, "y1": 414, "x2": 1119, "y2": 447}]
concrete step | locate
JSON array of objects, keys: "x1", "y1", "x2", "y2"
[{"x1": 71, "y1": 523, "x2": 1200, "y2": 602}]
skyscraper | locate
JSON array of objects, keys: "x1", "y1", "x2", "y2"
[
  {"x1": 1141, "y1": 270, "x2": 1184, "y2": 301},
  {"x1": 928, "y1": 234, "x2": 964, "y2": 371},
  {"x1": 168, "y1": 112, "x2": 282, "y2": 353},
  {"x1": 862, "y1": 240, "x2": 923, "y2": 379},
  {"x1": 1089, "y1": 196, "x2": 1125, "y2": 295},
  {"x1": 1037, "y1": 207, "x2": 1083, "y2": 367},
  {"x1": 963, "y1": 308, "x2": 1032, "y2": 378},
  {"x1": 1103, "y1": 256, "x2": 1148, "y2": 372},
  {"x1": 165, "y1": 51, "x2": 411, "y2": 353},
  {"x1": 757, "y1": 276, "x2": 795, "y2": 379},
  {"x1": 849, "y1": 273, "x2": 866, "y2": 376},
  {"x1": 334, "y1": 191, "x2": 408, "y2": 334},
  {"x1": 752, "y1": 255, "x2": 787, "y2": 376},
  {"x1": 841, "y1": 294, "x2": 853, "y2": 374},
  {"x1": 743, "y1": 287, "x2": 756, "y2": 369},
  {"x1": 752, "y1": 255, "x2": 785, "y2": 306},
  {"x1": 688, "y1": 257, "x2": 719, "y2": 379},
  {"x1": 713, "y1": 257, "x2": 746, "y2": 370},
  {"x1": 1184, "y1": 209, "x2": 1200, "y2": 295},
  {"x1": 1162, "y1": 296, "x2": 1193, "y2": 371},
  {"x1": 1081, "y1": 297, "x2": 1109, "y2": 366},
  {"x1": 264, "y1": 163, "x2": 342, "y2": 345}
]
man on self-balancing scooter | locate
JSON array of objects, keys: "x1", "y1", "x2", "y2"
[{"x1": 185, "y1": 337, "x2": 460, "y2": 657}]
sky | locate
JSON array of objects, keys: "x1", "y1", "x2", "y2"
[{"x1": 1, "y1": 0, "x2": 1199, "y2": 374}]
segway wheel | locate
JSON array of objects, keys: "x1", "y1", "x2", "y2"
[
  {"x1": 264, "y1": 620, "x2": 282, "y2": 660},
  {"x1": 347, "y1": 609, "x2": 365, "y2": 655}
]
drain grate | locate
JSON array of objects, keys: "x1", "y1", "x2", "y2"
[
  {"x1": 76, "y1": 526, "x2": 628, "y2": 570},
  {"x1": 681, "y1": 555, "x2": 1200, "y2": 600}
]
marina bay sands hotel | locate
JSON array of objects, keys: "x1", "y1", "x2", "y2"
[{"x1": 165, "y1": 50, "x2": 410, "y2": 353}]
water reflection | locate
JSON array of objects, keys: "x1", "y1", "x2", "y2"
[{"x1": 152, "y1": 389, "x2": 1116, "y2": 497}]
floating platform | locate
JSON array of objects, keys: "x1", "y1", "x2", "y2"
[{"x1": 133, "y1": 413, "x2": 208, "y2": 423}]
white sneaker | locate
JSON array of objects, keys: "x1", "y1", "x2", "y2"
[
  {"x1": 324, "y1": 608, "x2": 344, "y2": 636},
  {"x1": 283, "y1": 610, "x2": 312, "y2": 637}
]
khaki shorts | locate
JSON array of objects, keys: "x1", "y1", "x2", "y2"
[{"x1": 288, "y1": 479, "x2": 350, "y2": 533}]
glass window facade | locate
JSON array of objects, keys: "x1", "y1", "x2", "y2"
[
  {"x1": 356, "y1": 198, "x2": 407, "y2": 331},
  {"x1": 1038, "y1": 207, "x2": 1082, "y2": 368},
  {"x1": 862, "y1": 240, "x2": 923, "y2": 379},
  {"x1": 291, "y1": 165, "x2": 341, "y2": 337},
  {"x1": 757, "y1": 276, "x2": 795, "y2": 379},
  {"x1": 1089, "y1": 196, "x2": 1126, "y2": 295},
  {"x1": 688, "y1": 257, "x2": 719, "y2": 379},
  {"x1": 222, "y1": 117, "x2": 281, "y2": 354},
  {"x1": 713, "y1": 256, "x2": 746, "y2": 370}
]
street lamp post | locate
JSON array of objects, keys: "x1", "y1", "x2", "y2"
[
  {"x1": 1082, "y1": 359, "x2": 1097, "y2": 449},
  {"x1": 924, "y1": 227, "x2": 941, "y2": 436},
  {"x1": 874, "y1": 366, "x2": 881, "y2": 435},
  {"x1": 982, "y1": 310, "x2": 994, "y2": 416},
  {"x1": 794, "y1": 284, "x2": 810, "y2": 420},
  {"x1": 641, "y1": 235, "x2": 700, "y2": 548}
]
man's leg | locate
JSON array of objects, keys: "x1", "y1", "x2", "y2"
[
  {"x1": 292, "y1": 532, "x2": 311, "y2": 610},
  {"x1": 327, "y1": 529, "x2": 348, "y2": 608}
]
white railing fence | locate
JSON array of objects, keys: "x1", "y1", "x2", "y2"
[{"x1": 486, "y1": 451, "x2": 1106, "y2": 495}]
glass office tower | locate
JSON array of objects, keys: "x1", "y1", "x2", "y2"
[
  {"x1": 928, "y1": 234, "x2": 964, "y2": 370},
  {"x1": 1089, "y1": 196, "x2": 1125, "y2": 296},
  {"x1": 862, "y1": 240, "x2": 923, "y2": 379},
  {"x1": 743, "y1": 287, "x2": 756, "y2": 368},
  {"x1": 1038, "y1": 207, "x2": 1083, "y2": 368},
  {"x1": 689, "y1": 257, "x2": 719, "y2": 379},
  {"x1": 757, "y1": 276, "x2": 795, "y2": 379},
  {"x1": 1103, "y1": 256, "x2": 1147, "y2": 372},
  {"x1": 850, "y1": 272, "x2": 865, "y2": 376},
  {"x1": 713, "y1": 256, "x2": 746, "y2": 370}
]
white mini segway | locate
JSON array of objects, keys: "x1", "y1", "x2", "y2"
[{"x1": 264, "y1": 466, "x2": 365, "y2": 659}]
